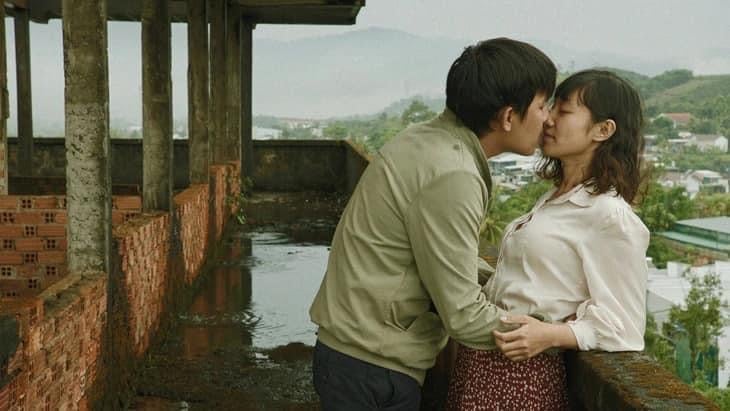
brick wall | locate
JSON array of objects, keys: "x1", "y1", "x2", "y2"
[
  {"x1": 0, "y1": 273, "x2": 107, "y2": 410},
  {"x1": 0, "y1": 195, "x2": 141, "y2": 299},
  {"x1": 113, "y1": 212, "x2": 170, "y2": 356},
  {"x1": 174, "y1": 184, "x2": 209, "y2": 285},
  {"x1": 0, "y1": 162, "x2": 240, "y2": 409}
]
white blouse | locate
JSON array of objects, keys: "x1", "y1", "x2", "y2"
[{"x1": 485, "y1": 184, "x2": 650, "y2": 351}]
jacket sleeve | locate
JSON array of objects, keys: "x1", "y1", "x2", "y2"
[
  {"x1": 405, "y1": 171, "x2": 507, "y2": 349},
  {"x1": 567, "y1": 206, "x2": 650, "y2": 351}
]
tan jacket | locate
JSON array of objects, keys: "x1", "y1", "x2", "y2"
[{"x1": 309, "y1": 110, "x2": 507, "y2": 385}]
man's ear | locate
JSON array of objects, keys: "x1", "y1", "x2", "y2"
[
  {"x1": 497, "y1": 106, "x2": 514, "y2": 132},
  {"x1": 593, "y1": 119, "x2": 616, "y2": 142}
]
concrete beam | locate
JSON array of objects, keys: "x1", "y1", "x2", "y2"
[
  {"x1": 0, "y1": 5, "x2": 8, "y2": 195},
  {"x1": 187, "y1": 0, "x2": 209, "y2": 184},
  {"x1": 240, "y1": 20, "x2": 253, "y2": 183},
  {"x1": 209, "y1": 0, "x2": 227, "y2": 164},
  {"x1": 62, "y1": 0, "x2": 111, "y2": 274},
  {"x1": 141, "y1": 0, "x2": 173, "y2": 211},
  {"x1": 14, "y1": 9, "x2": 32, "y2": 177},
  {"x1": 225, "y1": 3, "x2": 241, "y2": 162}
]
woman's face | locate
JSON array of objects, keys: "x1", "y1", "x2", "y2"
[{"x1": 541, "y1": 90, "x2": 601, "y2": 162}]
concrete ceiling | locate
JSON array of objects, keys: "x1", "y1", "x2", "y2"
[{"x1": 4, "y1": 0, "x2": 364, "y2": 25}]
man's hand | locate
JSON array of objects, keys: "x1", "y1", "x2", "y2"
[{"x1": 493, "y1": 315, "x2": 557, "y2": 362}]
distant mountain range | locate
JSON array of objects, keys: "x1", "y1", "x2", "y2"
[{"x1": 6, "y1": 26, "x2": 730, "y2": 135}]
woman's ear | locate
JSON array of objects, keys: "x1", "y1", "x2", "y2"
[{"x1": 593, "y1": 119, "x2": 616, "y2": 142}]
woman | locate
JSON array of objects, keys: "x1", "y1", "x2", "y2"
[{"x1": 446, "y1": 70, "x2": 650, "y2": 410}]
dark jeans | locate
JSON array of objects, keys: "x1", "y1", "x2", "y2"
[{"x1": 312, "y1": 340, "x2": 421, "y2": 411}]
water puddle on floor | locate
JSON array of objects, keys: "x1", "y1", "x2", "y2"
[{"x1": 131, "y1": 221, "x2": 335, "y2": 410}]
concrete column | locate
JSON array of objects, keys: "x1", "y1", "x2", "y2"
[
  {"x1": 240, "y1": 20, "x2": 254, "y2": 183},
  {"x1": 225, "y1": 4, "x2": 241, "y2": 162},
  {"x1": 210, "y1": 0, "x2": 227, "y2": 164},
  {"x1": 14, "y1": 9, "x2": 33, "y2": 177},
  {"x1": 142, "y1": 0, "x2": 173, "y2": 211},
  {"x1": 62, "y1": 0, "x2": 111, "y2": 274},
  {"x1": 187, "y1": 0, "x2": 209, "y2": 184},
  {"x1": 0, "y1": 5, "x2": 8, "y2": 194}
]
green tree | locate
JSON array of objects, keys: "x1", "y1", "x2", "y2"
[
  {"x1": 690, "y1": 118, "x2": 718, "y2": 134},
  {"x1": 693, "y1": 193, "x2": 730, "y2": 218},
  {"x1": 323, "y1": 123, "x2": 349, "y2": 140},
  {"x1": 664, "y1": 271, "x2": 727, "y2": 384},
  {"x1": 485, "y1": 181, "x2": 552, "y2": 246},
  {"x1": 637, "y1": 182, "x2": 694, "y2": 232},
  {"x1": 644, "y1": 313, "x2": 677, "y2": 373},
  {"x1": 401, "y1": 100, "x2": 436, "y2": 125}
]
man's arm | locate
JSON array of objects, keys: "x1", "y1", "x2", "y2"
[{"x1": 405, "y1": 171, "x2": 506, "y2": 349}]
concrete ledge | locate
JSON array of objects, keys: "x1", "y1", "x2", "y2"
[{"x1": 566, "y1": 351, "x2": 718, "y2": 410}]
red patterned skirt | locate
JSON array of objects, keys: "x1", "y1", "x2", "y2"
[{"x1": 445, "y1": 345, "x2": 570, "y2": 411}]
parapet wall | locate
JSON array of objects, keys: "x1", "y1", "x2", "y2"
[{"x1": 7, "y1": 138, "x2": 367, "y2": 195}]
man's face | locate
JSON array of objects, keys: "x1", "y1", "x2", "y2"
[{"x1": 505, "y1": 93, "x2": 551, "y2": 156}]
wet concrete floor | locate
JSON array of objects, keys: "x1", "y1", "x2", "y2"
[{"x1": 130, "y1": 219, "x2": 336, "y2": 410}]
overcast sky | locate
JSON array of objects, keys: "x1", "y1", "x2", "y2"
[
  {"x1": 254, "y1": 0, "x2": 730, "y2": 74},
  {"x1": 4, "y1": 0, "x2": 730, "y2": 130}
]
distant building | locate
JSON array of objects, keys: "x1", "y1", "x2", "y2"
[
  {"x1": 694, "y1": 134, "x2": 728, "y2": 153},
  {"x1": 488, "y1": 153, "x2": 540, "y2": 190},
  {"x1": 659, "y1": 216, "x2": 730, "y2": 254},
  {"x1": 660, "y1": 170, "x2": 729, "y2": 198},
  {"x1": 253, "y1": 126, "x2": 283, "y2": 140},
  {"x1": 658, "y1": 112, "x2": 693, "y2": 129},
  {"x1": 685, "y1": 170, "x2": 729, "y2": 198}
]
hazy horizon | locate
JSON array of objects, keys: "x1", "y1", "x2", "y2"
[{"x1": 3, "y1": 0, "x2": 729, "y2": 133}]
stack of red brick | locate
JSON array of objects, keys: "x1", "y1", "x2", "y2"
[
  {"x1": 0, "y1": 195, "x2": 141, "y2": 299},
  {"x1": 174, "y1": 184, "x2": 209, "y2": 284}
]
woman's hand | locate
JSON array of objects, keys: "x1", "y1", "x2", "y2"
[{"x1": 493, "y1": 315, "x2": 577, "y2": 362}]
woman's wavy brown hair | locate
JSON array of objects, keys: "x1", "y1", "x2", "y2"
[{"x1": 536, "y1": 70, "x2": 645, "y2": 204}]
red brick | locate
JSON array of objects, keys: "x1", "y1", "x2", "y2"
[
  {"x1": 37, "y1": 225, "x2": 66, "y2": 238},
  {"x1": 15, "y1": 238, "x2": 45, "y2": 252},
  {"x1": 114, "y1": 196, "x2": 141, "y2": 210},
  {"x1": 15, "y1": 212, "x2": 44, "y2": 225},
  {"x1": 54, "y1": 212, "x2": 68, "y2": 224},
  {"x1": 33, "y1": 197, "x2": 60, "y2": 210},
  {"x1": 0, "y1": 196, "x2": 19, "y2": 210},
  {"x1": 38, "y1": 251, "x2": 65, "y2": 264},
  {"x1": 0, "y1": 251, "x2": 23, "y2": 265},
  {"x1": 17, "y1": 264, "x2": 41, "y2": 277},
  {"x1": 0, "y1": 225, "x2": 23, "y2": 238}
]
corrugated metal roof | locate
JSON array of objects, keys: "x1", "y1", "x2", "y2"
[{"x1": 676, "y1": 217, "x2": 730, "y2": 235}]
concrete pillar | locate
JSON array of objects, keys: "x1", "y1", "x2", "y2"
[
  {"x1": 210, "y1": 0, "x2": 227, "y2": 164},
  {"x1": 142, "y1": 0, "x2": 173, "y2": 211},
  {"x1": 187, "y1": 0, "x2": 209, "y2": 184},
  {"x1": 14, "y1": 9, "x2": 33, "y2": 177},
  {"x1": 62, "y1": 0, "x2": 111, "y2": 274},
  {"x1": 0, "y1": 5, "x2": 8, "y2": 194},
  {"x1": 240, "y1": 20, "x2": 254, "y2": 183},
  {"x1": 225, "y1": 4, "x2": 241, "y2": 162}
]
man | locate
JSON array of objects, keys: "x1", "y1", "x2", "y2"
[{"x1": 310, "y1": 37, "x2": 557, "y2": 410}]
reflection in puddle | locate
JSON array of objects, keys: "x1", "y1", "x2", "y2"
[{"x1": 179, "y1": 229, "x2": 330, "y2": 356}]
